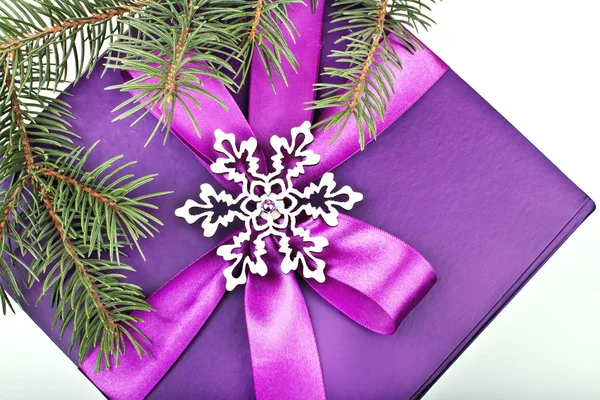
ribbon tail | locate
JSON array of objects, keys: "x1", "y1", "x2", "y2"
[
  {"x1": 245, "y1": 247, "x2": 326, "y2": 400},
  {"x1": 297, "y1": 39, "x2": 449, "y2": 187},
  {"x1": 248, "y1": 1, "x2": 326, "y2": 147},
  {"x1": 301, "y1": 214, "x2": 436, "y2": 334},
  {"x1": 80, "y1": 246, "x2": 228, "y2": 400}
]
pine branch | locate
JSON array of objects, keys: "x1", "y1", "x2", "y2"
[
  {"x1": 106, "y1": 0, "x2": 240, "y2": 143},
  {"x1": 107, "y1": 0, "x2": 302, "y2": 144},
  {"x1": 39, "y1": 190, "x2": 118, "y2": 330},
  {"x1": 240, "y1": 0, "x2": 301, "y2": 85},
  {"x1": 0, "y1": 2, "x2": 144, "y2": 54},
  {"x1": 249, "y1": 0, "x2": 265, "y2": 41},
  {"x1": 311, "y1": 0, "x2": 437, "y2": 148},
  {"x1": 209, "y1": 0, "x2": 302, "y2": 87},
  {"x1": 38, "y1": 189, "x2": 151, "y2": 369},
  {"x1": 0, "y1": 59, "x2": 167, "y2": 370},
  {"x1": 0, "y1": 0, "x2": 147, "y2": 89}
]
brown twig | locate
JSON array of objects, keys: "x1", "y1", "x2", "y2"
[
  {"x1": 4, "y1": 64, "x2": 36, "y2": 174},
  {"x1": 347, "y1": 0, "x2": 389, "y2": 112},
  {"x1": 0, "y1": 2, "x2": 147, "y2": 54},
  {"x1": 164, "y1": 26, "x2": 190, "y2": 103},
  {"x1": 3, "y1": 73, "x2": 120, "y2": 337},
  {"x1": 164, "y1": 1, "x2": 193, "y2": 103},
  {"x1": 4, "y1": 62, "x2": 119, "y2": 209},
  {"x1": 39, "y1": 168, "x2": 118, "y2": 209},
  {"x1": 249, "y1": 0, "x2": 264, "y2": 41},
  {"x1": 0, "y1": 180, "x2": 25, "y2": 233},
  {"x1": 40, "y1": 191, "x2": 118, "y2": 333}
]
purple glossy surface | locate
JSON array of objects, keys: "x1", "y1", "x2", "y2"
[{"x1": 19, "y1": 17, "x2": 594, "y2": 400}]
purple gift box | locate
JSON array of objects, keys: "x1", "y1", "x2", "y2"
[{"x1": 17, "y1": 3, "x2": 594, "y2": 399}]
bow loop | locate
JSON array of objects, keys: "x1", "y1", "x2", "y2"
[{"x1": 302, "y1": 215, "x2": 436, "y2": 334}]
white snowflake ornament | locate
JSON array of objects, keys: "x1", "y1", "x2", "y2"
[{"x1": 175, "y1": 121, "x2": 363, "y2": 291}]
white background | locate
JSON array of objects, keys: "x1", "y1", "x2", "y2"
[{"x1": 1, "y1": 0, "x2": 599, "y2": 399}]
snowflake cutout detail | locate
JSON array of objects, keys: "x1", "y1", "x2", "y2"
[{"x1": 175, "y1": 121, "x2": 363, "y2": 291}]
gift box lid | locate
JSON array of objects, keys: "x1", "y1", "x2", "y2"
[{"x1": 16, "y1": 17, "x2": 595, "y2": 400}]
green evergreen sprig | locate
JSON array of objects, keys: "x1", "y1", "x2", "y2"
[
  {"x1": 0, "y1": 54, "x2": 168, "y2": 370},
  {"x1": 106, "y1": 0, "x2": 302, "y2": 143},
  {"x1": 207, "y1": 0, "x2": 302, "y2": 87},
  {"x1": 105, "y1": 0, "x2": 240, "y2": 143},
  {"x1": 311, "y1": 0, "x2": 437, "y2": 148},
  {"x1": 0, "y1": 0, "x2": 145, "y2": 89}
]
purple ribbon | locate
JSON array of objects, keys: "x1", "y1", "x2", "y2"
[{"x1": 81, "y1": 3, "x2": 448, "y2": 399}]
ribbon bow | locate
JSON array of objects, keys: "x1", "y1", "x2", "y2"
[{"x1": 81, "y1": 3, "x2": 447, "y2": 399}]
